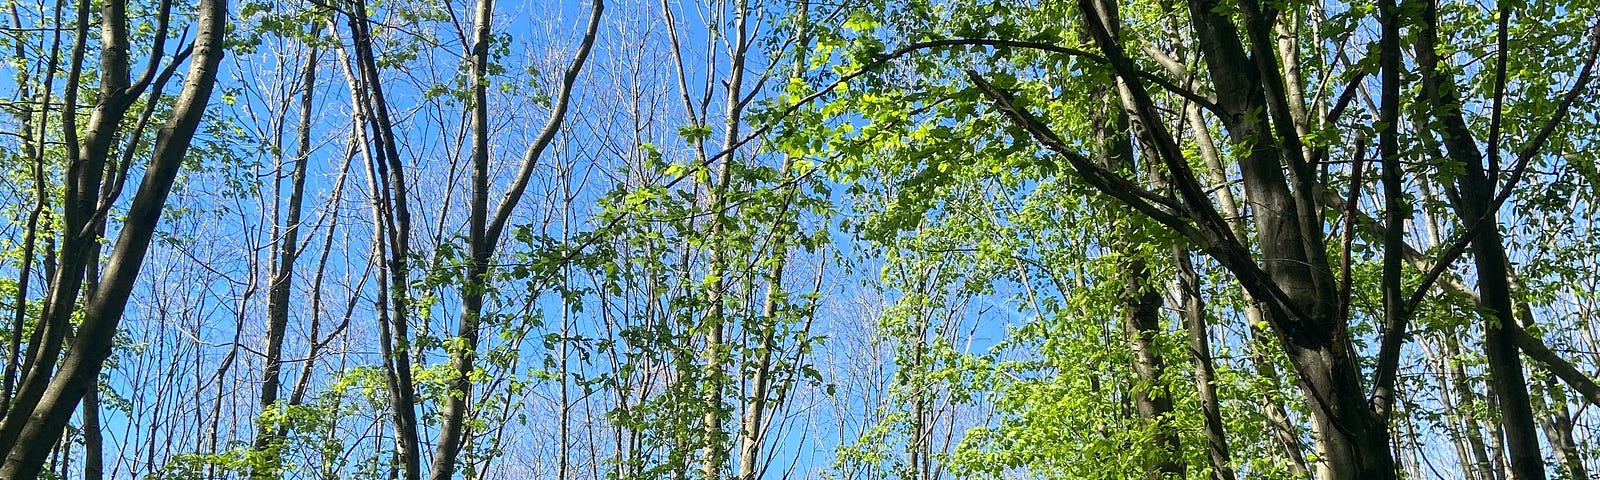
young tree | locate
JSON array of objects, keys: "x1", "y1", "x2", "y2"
[{"x1": 429, "y1": 0, "x2": 603, "y2": 477}]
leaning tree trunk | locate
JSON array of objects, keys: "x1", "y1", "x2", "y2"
[
  {"x1": 1175, "y1": 250, "x2": 1236, "y2": 480},
  {"x1": 0, "y1": 0, "x2": 226, "y2": 474}
]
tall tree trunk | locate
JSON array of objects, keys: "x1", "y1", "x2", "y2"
[
  {"x1": 1369, "y1": 0, "x2": 1409, "y2": 422},
  {"x1": 82, "y1": 381, "x2": 103, "y2": 480},
  {"x1": 429, "y1": 0, "x2": 498, "y2": 475},
  {"x1": 735, "y1": 4, "x2": 814, "y2": 478},
  {"x1": 335, "y1": 6, "x2": 422, "y2": 476},
  {"x1": 1119, "y1": 256, "x2": 1183, "y2": 479},
  {"x1": 1, "y1": 0, "x2": 61, "y2": 413},
  {"x1": 698, "y1": 0, "x2": 750, "y2": 477},
  {"x1": 0, "y1": 0, "x2": 137, "y2": 444},
  {"x1": 1181, "y1": 0, "x2": 1394, "y2": 475},
  {"x1": 1090, "y1": 43, "x2": 1184, "y2": 473},
  {"x1": 1185, "y1": 101, "x2": 1310, "y2": 478},
  {"x1": 287, "y1": 137, "x2": 358, "y2": 410},
  {"x1": 1459, "y1": 185, "x2": 1545, "y2": 480},
  {"x1": 252, "y1": 36, "x2": 319, "y2": 480},
  {"x1": 428, "y1": 0, "x2": 600, "y2": 476},
  {"x1": 1450, "y1": 339, "x2": 1499, "y2": 480},
  {"x1": 0, "y1": 0, "x2": 225, "y2": 473},
  {"x1": 1413, "y1": 1, "x2": 1546, "y2": 476},
  {"x1": 1078, "y1": 0, "x2": 1399, "y2": 475},
  {"x1": 1419, "y1": 180, "x2": 1498, "y2": 480}
]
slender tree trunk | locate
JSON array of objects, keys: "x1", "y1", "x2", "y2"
[
  {"x1": 735, "y1": 4, "x2": 813, "y2": 478},
  {"x1": 906, "y1": 307, "x2": 931, "y2": 480},
  {"x1": 1175, "y1": 250, "x2": 1235, "y2": 480},
  {"x1": 0, "y1": 0, "x2": 134, "y2": 445},
  {"x1": 1420, "y1": 181, "x2": 1498, "y2": 480},
  {"x1": 1537, "y1": 378, "x2": 1589, "y2": 480},
  {"x1": 1460, "y1": 187, "x2": 1544, "y2": 480},
  {"x1": 428, "y1": 0, "x2": 599, "y2": 475},
  {"x1": 1369, "y1": 0, "x2": 1409, "y2": 422},
  {"x1": 82, "y1": 381, "x2": 103, "y2": 480},
  {"x1": 429, "y1": 0, "x2": 497, "y2": 475},
  {"x1": 252, "y1": 36, "x2": 319, "y2": 480},
  {"x1": 1, "y1": 0, "x2": 62, "y2": 412},
  {"x1": 1119, "y1": 256, "x2": 1182, "y2": 479},
  {"x1": 332, "y1": 8, "x2": 422, "y2": 476},
  {"x1": 698, "y1": 1, "x2": 750, "y2": 477},
  {"x1": 287, "y1": 139, "x2": 358, "y2": 410},
  {"x1": 1091, "y1": 53, "x2": 1184, "y2": 473}
]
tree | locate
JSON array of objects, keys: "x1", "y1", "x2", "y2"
[
  {"x1": 807, "y1": 0, "x2": 1600, "y2": 477},
  {"x1": 0, "y1": 0, "x2": 228, "y2": 475}
]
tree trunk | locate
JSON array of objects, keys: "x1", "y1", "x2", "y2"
[
  {"x1": 1182, "y1": 0, "x2": 1396, "y2": 474},
  {"x1": 1537, "y1": 378, "x2": 1589, "y2": 480},
  {"x1": 1175, "y1": 250, "x2": 1235, "y2": 480},
  {"x1": 1073, "y1": 0, "x2": 1401, "y2": 475},
  {"x1": 334, "y1": 6, "x2": 423, "y2": 476},
  {"x1": 0, "y1": 0, "x2": 225, "y2": 473},
  {"x1": 1185, "y1": 100, "x2": 1310, "y2": 478},
  {"x1": 428, "y1": 0, "x2": 498, "y2": 476},
  {"x1": 427, "y1": 0, "x2": 600, "y2": 475},
  {"x1": 0, "y1": 0, "x2": 137, "y2": 446},
  {"x1": 697, "y1": 1, "x2": 750, "y2": 477},
  {"x1": 1412, "y1": 0, "x2": 1547, "y2": 476},
  {"x1": 1, "y1": 7, "x2": 59, "y2": 413},
  {"x1": 1091, "y1": 55, "x2": 1184, "y2": 474},
  {"x1": 82, "y1": 382, "x2": 103, "y2": 480},
  {"x1": 252, "y1": 35, "x2": 319, "y2": 480}
]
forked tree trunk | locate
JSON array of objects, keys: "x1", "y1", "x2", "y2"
[
  {"x1": 429, "y1": 0, "x2": 601, "y2": 477},
  {"x1": 1413, "y1": 1, "x2": 1547, "y2": 476},
  {"x1": 1184, "y1": 101, "x2": 1309, "y2": 478},
  {"x1": 0, "y1": 0, "x2": 226, "y2": 474},
  {"x1": 1080, "y1": 0, "x2": 1400, "y2": 475}
]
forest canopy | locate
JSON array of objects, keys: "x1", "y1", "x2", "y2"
[{"x1": 0, "y1": 0, "x2": 1598, "y2": 478}]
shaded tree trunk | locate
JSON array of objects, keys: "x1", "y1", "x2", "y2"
[
  {"x1": 1413, "y1": 1, "x2": 1547, "y2": 477},
  {"x1": 1184, "y1": 100, "x2": 1310, "y2": 478},
  {"x1": 1094, "y1": 96, "x2": 1184, "y2": 480},
  {"x1": 0, "y1": 0, "x2": 226, "y2": 474}
]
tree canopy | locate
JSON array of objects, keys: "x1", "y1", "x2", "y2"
[{"x1": 0, "y1": 0, "x2": 1598, "y2": 478}]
